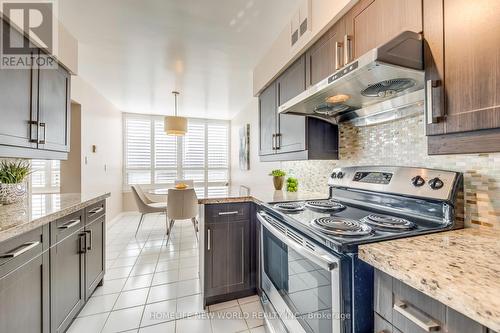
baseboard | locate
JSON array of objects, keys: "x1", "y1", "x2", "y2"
[{"x1": 107, "y1": 211, "x2": 137, "y2": 229}]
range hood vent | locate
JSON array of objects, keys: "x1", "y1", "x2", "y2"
[{"x1": 278, "y1": 31, "x2": 425, "y2": 126}]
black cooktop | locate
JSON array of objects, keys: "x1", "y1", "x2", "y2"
[{"x1": 262, "y1": 198, "x2": 451, "y2": 253}]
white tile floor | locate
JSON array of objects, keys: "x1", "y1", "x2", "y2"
[{"x1": 68, "y1": 213, "x2": 265, "y2": 333}]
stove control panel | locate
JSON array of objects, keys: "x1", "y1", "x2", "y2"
[
  {"x1": 328, "y1": 166, "x2": 460, "y2": 201},
  {"x1": 353, "y1": 172, "x2": 393, "y2": 184}
]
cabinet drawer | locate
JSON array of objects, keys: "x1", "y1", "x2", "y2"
[
  {"x1": 86, "y1": 200, "x2": 105, "y2": 224},
  {"x1": 51, "y1": 210, "x2": 84, "y2": 246},
  {"x1": 0, "y1": 227, "x2": 44, "y2": 277},
  {"x1": 205, "y1": 203, "x2": 251, "y2": 223},
  {"x1": 375, "y1": 312, "x2": 393, "y2": 333},
  {"x1": 391, "y1": 278, "x2": 446, "y2": 333}
]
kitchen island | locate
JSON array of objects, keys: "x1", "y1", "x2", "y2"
[
  {"x1": 0, "y1": 192, "x2": 110, "y2": 242},
  {"x1": 0, "y1": 192, "x2": 110, "y2": 333},
  {"x1": 359, "y1": 227, "x2": 500, "y2": 332}
]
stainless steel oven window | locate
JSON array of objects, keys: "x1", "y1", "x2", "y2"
[{"x1": 258, "y1": 212, "x2": 343, "y2": 333}]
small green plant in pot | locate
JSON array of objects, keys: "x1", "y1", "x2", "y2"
[
  {"x1": 269, "y1": 169, "x2": 286, "y2": 190},
  {"x1": 0, "y1": 160, "x2": 31, "y2": 205}
]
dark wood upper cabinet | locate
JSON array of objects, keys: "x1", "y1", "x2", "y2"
[
  {"x1": 277, "y1": 55, "x2": 306, "y2": 154},
  {"x1": 0, "y1": 18, "x2": 71, "y2": 159},
  {"x1": 425, "y1": 0, "x2": 500, "y2": 154},
  {"x1": 259, "y1": 81, "x2": 277, "y2": 156},
  {"x1": 305, "y1": 19, "x2": 346, "y2": 87},
  {"x1": 38, "y1": 60, "x2": 71, "y2": 153},
  {"x1": 345, "y1": 0, "x2": 422, "y2": 59},
  {"x1": 0, "y1": 20, "x2": 38, "y2": 150}
]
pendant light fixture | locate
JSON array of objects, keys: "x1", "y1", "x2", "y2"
[{"x1": 164, "y1": 91, "x2": 187, "y2": 136}]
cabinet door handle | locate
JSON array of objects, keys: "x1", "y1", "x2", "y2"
[
  {"x1": 0, "y1": 241, "x2": 40, "y2": 258},
  {"x1": 276, "y1": 133, "x2": 282, "y2": 150},
  {"x1": 38, "y1": 122, "x2": 46, "y2": 144},
  {"x1": 79, "y1": 233, "x2": 87, "y2": 254},
  {"x1": 426, "y1": 80, "x2": 443, "y2": 124},
  {"x1": 344, "y1": 34, "x2": 352, "y2": 64},
  {"x1": 394, "y1": 300, "x2": 441, "y2": 332},
  {"x1": 89, "y1": 207, "x2": 104, "y2": 215},
  {"x1": 58, "y1": 219, "x2": 81, "y2": 229},
  {"x1": 207, "y1": 229, "x2": 211, "y2": 251},
  {"x1": 85, "y1": 230, "x2": 93, "y2": 250},
  {"x1": 218, "y1": 211, "x2": 239, "y2": 216},
  {"x1": 335, "y1": 41, "x2": 344, "y2": 70},
  {"x1": 29, "y1": 121, "x2": 38, "y2": 143},
  {"x1": 272, "y1": 134, "x2": 276, "y2": 150}
]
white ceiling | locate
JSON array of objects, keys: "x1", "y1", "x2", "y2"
[{"x1": 59, "y1": 0, "x2": 301, "y2": 119}]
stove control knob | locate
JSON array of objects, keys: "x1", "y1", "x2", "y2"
[
  {"x1": 337, "y1": 172, "x2": 345, "y2": 179},
  {"x1": 411, "y1": 175, "x2": 425, "y2": 187},
  {"x1": 331, "y1": 172, "x2": 337, "y2": 179},
  {"x1": 429, "y1": 177, "x2": 444, "y2": 190}
]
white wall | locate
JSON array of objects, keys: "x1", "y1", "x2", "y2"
[
  {"x1": 71, "y1": 76, "x2": 123, "y2": 220},
  {"x1": 230, "y1": 98, "x2": 281, "y2": 188}
]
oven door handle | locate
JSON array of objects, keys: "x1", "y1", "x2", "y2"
[{"x1": 257, "y1": 213, "x2": 339, "y2": 271}]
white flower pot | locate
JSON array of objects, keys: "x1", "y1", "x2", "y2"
[{"x1": 0, "y1": 183, "x2": 27, "y2": 205}]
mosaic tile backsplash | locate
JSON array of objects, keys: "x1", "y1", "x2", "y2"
[{"x1": 283, "y1": 114, "x2": 500, "y2": 228}]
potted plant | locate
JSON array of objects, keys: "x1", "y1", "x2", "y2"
[
  {"x1": 0, "y1": 160, "x2": 31, "y2": 205},
  {"x1": 269, "y1": 169, "x2": 286, "y2": 190}
]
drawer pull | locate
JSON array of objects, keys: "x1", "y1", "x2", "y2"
[
  {"x1": 89, "y1": 207, "x2": 104, "y2": 215},
  {"x1": 58, "y1": 219, "x2": 81, "y2": 229},
  {"x1": 218, "y1": 211, "x2": 239, "y2": 216},
  {"x1": 0, "y1": 241, "x2": 40, "y2": 258},
  {"x1": 394, "y1": 300, "x2": 441, "y2": 332}
]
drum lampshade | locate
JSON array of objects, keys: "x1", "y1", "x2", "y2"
[{"x1": 164, "y1": 116, "x2": 187, "y2": 136}]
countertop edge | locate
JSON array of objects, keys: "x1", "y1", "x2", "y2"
[
  {"x1": 0, "y1": 193, "x2": 111, "y2": 243},
  {"x1": 359, "y1": 238, "x2": 500, "y2": 332}
]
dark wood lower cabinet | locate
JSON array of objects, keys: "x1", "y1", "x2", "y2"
[
  {"x1": 374, "y1": 269, "x2": 491, "y2": 333},
  {"x1": 0, "y1": 200, "x2": 106, "y2": 333},
  {"x1": 50, "y1": 214, "x2": 86, "y2": 333},
  {"x1": 203, "y1": 202, "x2": 256, "y2": 306},
  {"x1": 85, "y1": 215, "x2": 105, "y2": 299},
  {"x1": 0, "y1": 249, "x2": 50, "y2": 333}
]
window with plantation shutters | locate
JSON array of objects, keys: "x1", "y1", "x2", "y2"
[
  {"x1": 154, "y1": 119, "x2": 178, "y2": 184},
  {"x1": 182, "y1": 119, "x2": 205, "y2": 182},
  {"x1": 125, "y1": 116, "x2": 152, "y2": 185},
  {"x1": 207, "y1": 122, "x2": 229, "y2": 183},
  {"x1": 31, "y1": 160, "x2": 60, "y2": 193},
  {"x1": 123, "y1": 113, "x2": 230, "y2": 190}
]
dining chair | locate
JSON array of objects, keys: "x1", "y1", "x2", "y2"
[
  {"x1": 175, "y1": 179, "x2": 194, "y2": 187},
  {"x1": 166, "y1": 188, "x2": 199, "y2": 244},
  {"x1": 131, "y1": 185, "x2": 168, "y2": 236}
]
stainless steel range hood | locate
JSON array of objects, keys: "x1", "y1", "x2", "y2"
[{"x1": 278, "y1": 31, "x2": 425, "y2": 125}]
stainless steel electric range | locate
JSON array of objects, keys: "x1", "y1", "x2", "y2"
[{"x1": 257, "y1": 166, "x2": 463, "y2": 333}]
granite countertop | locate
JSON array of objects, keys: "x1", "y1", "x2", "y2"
[
  {"x1": 0, "y1": 192, "x2": 111, "y2": 243},
  {"x1": 359, "y1": 228, "x2": 500, "y2": 331},
  {"x1": 196, "y1": 185, "x2": 327, "y2": 205}
]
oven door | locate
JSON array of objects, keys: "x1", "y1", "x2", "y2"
[{"x1": 258, "y1": 212, "x2": 344, "y2": 333}]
